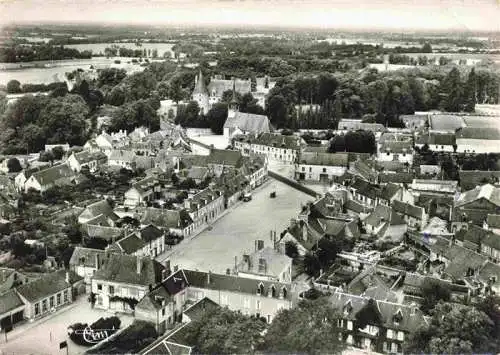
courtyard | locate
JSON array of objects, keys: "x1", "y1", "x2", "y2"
[
  {"x1": 157, "y1": 179, "x2": 314, "y2": 274},
  {"x1": 0, "y1": 296, "x2": 134, "y2": 355}
]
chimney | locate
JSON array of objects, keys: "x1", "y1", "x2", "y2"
[
  {"x1": 207, "y1": 271, "x2": 211, "y2": 285},
  {"x1": 65, "y1": 271, "x2": 70, "y2": 284},
  {"x1": 136, "y1": 256, "x2": 142, "y2": 275}
]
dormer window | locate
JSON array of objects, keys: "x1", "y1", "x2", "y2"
[
  {"x1": 393, "y1": 309, "x2": 403, "y2": 325},
  {"x1": 343, "y1": 300, "x2": 353, "y2": 315},
  {"x1": 270, "y1": 285, "x2": 277, "y2": 298},
  {"x1": 257, "y1": 283, "x2": 265, "y2": 296}
]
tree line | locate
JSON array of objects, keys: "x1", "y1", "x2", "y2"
[{"x1": 0, "y1": 44, "x2": 92, "y2": 63}]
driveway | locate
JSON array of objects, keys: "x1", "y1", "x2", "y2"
[
  {"x1": 157, "y1": 179, "x2": 313, "y2": 274},
  {"x1": 0, "y1": 296, "x2": 134, "y2": 355}
]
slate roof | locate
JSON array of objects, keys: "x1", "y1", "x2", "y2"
[
  {"x1": 141, "y1": 208, "x2": 193, "y2": 229},
  {"x1": 392, "y1": 200, "x2": 425, "y2": 219},
  {"x1": 487, "y1": 214, "x2": 500, "y2": 229},
  {"x1": 110, "y1": 234, "x2": 146, "y2": 254},
  {"x1": 187, "y1": 188, "x2": 223, "y2": 212},
  {"x1": 442, "y1": 245, "x2": 488, "y2": 279},
  {"x1": 207, "y1": 149, "x2": 243, "y2": 167},
  {"x1": 223, "y1": 112, "x2": 271, "y2": 135},
  {"x1": 329, "y1": 291, "x2": 427, "y2": 332},
  {"x1": 379, "y1": 172, "x2": 414, "y2": 184},
  {"x1": 69, "y1": 247, "x2": 106, "y2": 268},
  {"x1": 345, "y1": 199, "x2": 372, "y2": 214},
  {"x1": 0, "y1": 289, "x2": 24, "y2": 315},
  {"x1": 237, "y1": 246, "x2": 291, "y2": 277},
  {"x1": 299, "y1": 152, "x2": 349, "y2": 166},
  {"x1": 109, "y1": 149, "x2": 135, "y2": 163},
  {"x1": 141, "y1": 323, "x2": 194, "y2": 355},
  {"x1": 139, "y1": 224, "x2": 164, "y2": 243},
  {"x1": 93, "y1": 254, "x2": 165, "y2": 286},
  {"x1": 16, "y1": 270, "x2": 81, "y2": 303},
  {"x1": 208, "y1": 78, "x2": 251, "y2": 97},
  {"x1": 183, "y1": 297, "x2": 219, "y2": 321},
  {"x1": 31, "y1": 164, "x2": 74, "y2": 186},
  {"x1": 456, "y1": 127, "x2": 500, "y2": 140},
  {"x1": 455, "y1": 184, "x2": 500, "y2": 208},
  {"x1": 183, "y1": 269, "x2": 292, "y2": 297}
]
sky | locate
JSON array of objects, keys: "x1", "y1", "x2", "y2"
[{"x1": 0, "y1": 0, "x2": 499, "y2": 32}]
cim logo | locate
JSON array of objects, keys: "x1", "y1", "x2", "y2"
[{"x1": 68, "y1": 326, "x2": 116, "y2": 345}]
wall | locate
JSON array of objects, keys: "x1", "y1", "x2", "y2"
[{"x1": 268, "y1": 171, "x2": 319, "y2": 198}]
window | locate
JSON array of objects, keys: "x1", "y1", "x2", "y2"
[
  {"x1": 337, "y1": 319, "x2": 343, "y2": 328},
  {"x1": 309, "y1": 167, "x2": 312, "y2": 172},
  {"x1": 50, "y1": 296, "x2": 54, "y2": 308},
  {"x1": 387, "y1": 329, "x2": 393, "y2": 339},
  {"x1": 57, "y1": 293, "x2": 61, "y2": 305},
  {"x1": 109, "y1": 285, "x2": 115, "y2": 295},
  {"x1": 162, "y1": 308, "x2": 166, "y2": 316},
  {"x1": 97, "y1": 296, "x2": 103, "y2": 306},
  {"x1": 397, "y1": 331, "x2": 404, "y2": 341},
  {"x1": 42, "y1": 300, "x2": 47, "y2": 312},
  {"x1": 63, "y1": 290, "x2": 68, "y2": 302},
  {"x1": 256, "y1": 300, "x2": 261, "y2": 310},
  {"x1": 97, "y1": 284, "x2": 102, "y2": 291},
  {"x1": 302, "y1": 167, "x2": 305, "y2": 172},
  {"x1": 347, "y1": 321, "x2": 353, "y2": 330},
  {"x1": 244, "y1": 297, "x2": 250, "y2": 309},
  {"x1": 35, "y1": 303, "x2": 40, "y2": 315},
  {"x1": 322, "y1": 168, "x2": 326, "y2": 173}
]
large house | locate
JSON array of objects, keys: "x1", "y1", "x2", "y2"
[
  {"x1": 233, "y1": 133, "x2": 304, "y2": 165},
  {"x1": 69, "y1": 247, "x2": 107, "y2": 285},
  {"x1": 415, "y1": 133, "x2": 456, "y2": 152},
  {"x1": 67, "y1": 150, "x2": 107, "y2": 173},
  {"x1": 295, "y1": 152, "x2": 349, "y2": 182},
  {"x1": 91, "y1": 254, "x2": 166, "y2": 312},
  {"x1": 23, "y1": 164, "x2": 76, "y2": 192},
  {"x1": 223, "y1": 111, "x2": 271, "y2": 141},
  {"x1": 236, "y1": 244, "x2": 292, "y2": 283},
  {"x1": 140, "y1": 208, "x2": 194, "y2": 237},
  {"x1": 349, "y1": 178, "x2": 403, "y2": 208},
  {"x1": 454, "y1": 184, "x2": 500, "y2": 225},
  {"x1": 377, "y1": 140, "x2": 413, "y2": 165},
  {"x1": 106, "y1": 225, "x2": 166, "y2": 258},
  {"x1": 330, "y1": 291, "x2": 427, "y2": 353},
  {"x1": 184, "y1": 188, "x2": 224, "y2": 231},
  {"x1": 455, "y1": 127, "x2": 500, "y2": 154}
]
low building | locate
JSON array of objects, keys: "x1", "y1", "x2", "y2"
[
  {"x1": 16, "y1": 270, "x2": 81, "y2": 321},
  {"x1": 236, "y1": 245, "x2": 292, "y2": 283},
  {"x1": 108, "y1": 149, "x2": 136, "y2": 170},
  {"x1": 106, "y1": 225, "x2": 166, "y2": 258},
  {"x1": 67, "y1": 150, "x2": 107, "y2": 173},
  {"x1": 78, "y1": 199, "x2": 118, "y2": 225},
  {"x1": 295, "y1": 152, "x2": 349, "y2": 182},
  {"x1": 411, "y1": 179, "x2": 459, "y2": 196},
  {"x1": 455, "y1": 127, "x2": 500, "y2": 154},
  {"x1": 0, "y1": 267, "x2": 30, "y2": 294},
  {"x1": 337, "y1": 119, "x2": 385, "y2": 135},
  {"x1": 69, "y1": 247, "x2": 106, "y2": 285},
  {"x1": 454, "y1": 184, "x2": 500, "y2": 225},
  {"x1": 415, "y1": 133, "x2": 456, "y2": 152},
  {"x1": 140, "y1": 208, "x2": 194, "y2": 237},
  {"x1": 91, "y1": 254, "x2": 166, "y2": 312},
  {"x1": 377, "y1": 140, "x2": 413, "y2": 165},
  {"x1": 349, "y1": 178, "x2": 403, "y2": 208},
  {"x1": 124, "y1": 176, "x2": 163, "y2": 207},
  {"x1": 392, "y1": 200, "x2": 428, "y2": 229}
]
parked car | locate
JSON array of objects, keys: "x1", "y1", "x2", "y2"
[{"x1": 243, "y1": 193, "x2": 252, "y2": 202}]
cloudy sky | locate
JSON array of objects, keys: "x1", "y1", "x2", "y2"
[{"x1": 1, "y1": 0, "x2": 499, "y2": 32}]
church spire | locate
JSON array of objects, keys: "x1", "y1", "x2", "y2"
[
  {"x1": 229, "y1": 78, "x2": 238, "y2": 110},
  {"x1": 193, "y1": 69, "x2": 208, "y2": 95}
]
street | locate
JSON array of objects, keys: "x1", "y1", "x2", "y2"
[
  {"x1": 157, "y1": 178, "x2": 314, "y2": 274},
  {"x1": 0, "y1": 297, "x2": 134, "y2": 355}
]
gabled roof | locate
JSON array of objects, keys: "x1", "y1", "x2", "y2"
[
  {"x1": 207, "y1": 149, "x2": 243, "y2": 167},
  {"x1": 72, "y1": 150, "x2": 107, "y2": 164},
  {"x1": 380, "y1": 140, "x2": 413, "y2": 154},
  {"x1": 379, "y1": 172, "x2": 414, "y2": 184},
  {"x1": 31, "y1": 164, "x2": 75, "y2": 186},
  {"x1": 139, "y1": 224, "x2": 164, "y2": 243},
  {"x1": 183, "y1": 297, "x2": 219, "y2": 321},
  {"x1": 364, "y1": 205, "x2": 392, "y2": 228},
  {"x1": 187, "y1": 166, "x2": 209, "y2": 181},
  {"x1": 130, "y1": 176, "x2": 161, "y2": 195},
  {"x1": 93, "y1": 254, "x2": 165, "y2": 286},
  {"x1": 0, "y1": 289, "x2": 24, "y2": 315},
  {"x1": 80, "y1": 200, "x2": 118, "y2": 221},
  {"x1": 455, "y1": 224, "x2": 490, "y2": 246},
  {"x1": 459, "y1": 170, "x2": 500, "y2": 191},
  {"x1": 69, "y1": 247, "x2": 106, "y2": 268},
  {"x1": 455, "y1": 184, "x2": 500, "y2": 208},
  {"x1": 224, "y1": 112, "x2": 271, "y2": 135},
  {"x1": 299, "y1": 152, "x2": 349, "y2": 166},
  {"x1": 392, "y1": 200, "x2": 425, "y2": 220},
  {"x1": 110, "y1": 234, "x2": 146, "y2": 254},
  {"x1": 441, "y1": 244, "x2": 488, "y2": 279},
  {"x1": 183, "y1": 269, "x2": 292, "y2": 297},
  {"x1": 16, "y1": 270, "x2": 81, "y2": 303}
]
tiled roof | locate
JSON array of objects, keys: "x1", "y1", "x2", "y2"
[
  {"x1": 442, "y1": 244, "x2": 487, "y2": 279},
  {"x1": 31, "y1": 164, "x2": 74, "y2": 186},
  {"x1": 299, "y1": 152, "x2": 349, "y2": 166},
  {"x1": 93, "y1": 254, "x2": 165, "y2": 286},
  {"x1": 187, "y1": 188, "x2": 223, "y2": 212},
  {"x1": 351, "y1": 178, "x2": 400, "y2": 202},
  {"x1": 455, "y1": 224, "x2": 490, "y2": 245},
  {"x1": 109, "y1": 149, "x2": 135, "y2": 163},
  {"x1": 345, "y1": 199, "x2": 372, "y2": 214},
  {"x1": 73, "y1": 150, "x2": 107, "y2": 164},
  {"x1": 456, "y1": 127, "x2": 500, "y2": 140},
  {"x1": 0, "y1": 289, "x2": 24, "y2": 315},
  {"x1": 455, "y1": 184, "x2": 500, "y2": 208},
  {"x1": 16, "y1": 270, "x2": 80, "y2": 303},
  {"x1": 364, "y1": 205, "x2": 392, "y2": 227},
  {"x1": 224, "y1": 112, "x2": 271, "y2": 135}
]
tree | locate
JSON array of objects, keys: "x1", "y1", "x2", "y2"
[
  {"x1": 6, "y1": 157, "x2": 22, "y2": 173},
  {"x1": 303, "y1": 252, "x2": 321, "y2": 277},
  {"x1": 263, "y1": 298, "x2": 344, "y2": 354},
  {"x1": 441, "y1": 67, "x2": 463, "y2": 112},
  {"x1": 206, "y1": 103, "x2": 228, "y2": 135},
  {"x1": 51, "y1": 146, "x2": 65, "y2": 160},
  {"x1": 97, "y1": 68, "x2": 127, "y2": 88},
  {"x1": 422, "y1": 42, "x2": 433, "y2": 53},
  {"x1": 420, "y1": 279, "x2": 451, "y2": 314},
  {"x1": 6, "y1": 79, "x2": 22, "y2": 93},
  {"x1": 405, "y1": 302, "x2": 498, "y2": 354},
  {"x1": 181, "y1": 306, "x2": 266, "y2": 354},
  {"x1": 267, "y1": 94, "x2": 288, "y2": 128},
  {"x1": 464, "y1": 68, "x2": 477, "y2": 112}
]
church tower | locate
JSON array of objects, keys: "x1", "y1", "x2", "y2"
[
  {"x1": 192, "y1": 69, "x2": 210, "y2": 115},
  {"x1": 227, "y1": 79, "x2": 239, "y2": 119}
]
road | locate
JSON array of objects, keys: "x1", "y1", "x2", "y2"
[
  {"x1": 0, "y1": 297, "x2": 134, "y2": 355},
  {"x1": 157, "y1": 179, "x2": 313, "y2": 274}
]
